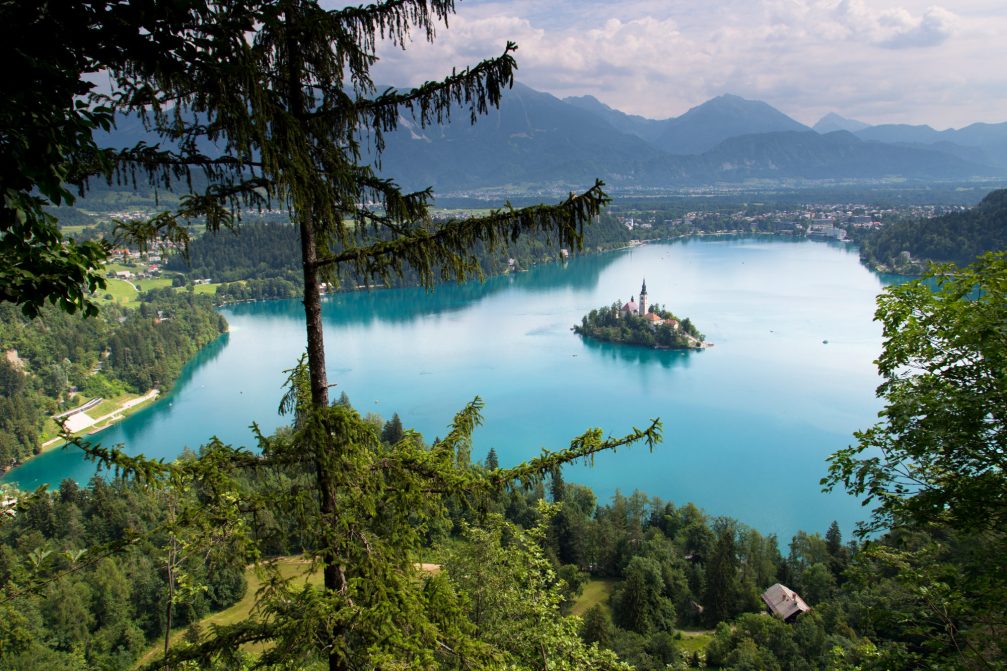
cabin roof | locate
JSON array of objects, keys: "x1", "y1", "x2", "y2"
[{"x1": 761, "y1": 583, "x2": 811, "y2": 621}]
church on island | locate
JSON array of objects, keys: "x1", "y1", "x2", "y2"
[
  {"x1": 573, "y1": 279, "x2": 705, "y2": 350},
  {"x1": 618, "y1": 279, "x2": 679, "y2": 330}
]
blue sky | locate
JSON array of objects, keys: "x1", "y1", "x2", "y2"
[{"x1": 360, "y1": 0, "x2": 1007, "y2": 129}]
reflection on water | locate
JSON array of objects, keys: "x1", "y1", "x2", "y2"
[
  {"x1": 579, "y1": 336, "x2": 697, "y2": 370},
  {"x1": 225, "y1": 250, "x2": 623, "y2": 329}
]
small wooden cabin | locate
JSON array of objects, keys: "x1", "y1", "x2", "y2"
[{"x1": 761, "y1": 583, "x2": 811, "y2": 622}]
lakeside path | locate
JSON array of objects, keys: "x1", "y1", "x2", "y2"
[{"x1": 39, "y1": 389, "x2": 161, "y2": 452}]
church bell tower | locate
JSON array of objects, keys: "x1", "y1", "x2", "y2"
[{"x1": 639, "y1": 279, "x2": 648, "y2": 316}]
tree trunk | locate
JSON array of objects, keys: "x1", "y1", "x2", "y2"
[
  {"x1": 284, "y1": 12, "x2": 342, "y2": 671},
  {"x1": 298, "y1": 215, "x2": 329, "y2": 407},
  {"x1": 164, "y1": 538, "x2": 175, "y2": 669}
]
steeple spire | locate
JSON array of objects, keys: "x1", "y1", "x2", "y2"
[{"x1": 639, "y1": 278, "x2": 648, "y2": 316}]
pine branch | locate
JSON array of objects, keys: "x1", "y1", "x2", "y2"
[
  {"x1": 323, "y1": 0, "x2": 457, "y2": 52},
  {"x1": 314, "y1": 180, "x2": 610, "y2": 287},
  {"x1": 319, "y1": 42, "x2": 518, "y2": 143},
  {"x1": 490, "y1": 419, "x2": 663, "y2": 491}
]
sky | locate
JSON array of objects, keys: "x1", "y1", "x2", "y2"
[{"x1": 357, "y1": 0, "x2": 1007, "y2": 129}]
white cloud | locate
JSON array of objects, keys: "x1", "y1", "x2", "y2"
[
  {"x1": 362, "y1": 0, "x2": 1007, "y2": 128},
  {"x1": 835, "y1": 1, "x2": 958, "y2": 48}
]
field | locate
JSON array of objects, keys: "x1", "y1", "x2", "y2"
[
  {"x1": 137, "y1": 557, "x2": 322, "y2": 666},
  {"x1": 570, "y1": 578, "x2": 615, "y2": 617},
  {"x1": 569, "y1": 579, "x2": 714, "y2": 658},
  {"x1": 192, "y1": 283, "x2": 220, "y2": 295},
  {"x1": 96, "y1": 278, "x2": 139, "y2": 307}
]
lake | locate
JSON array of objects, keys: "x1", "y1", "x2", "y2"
[{"x1": 3, "y1": 236, "x2": 891, "y2": 542}]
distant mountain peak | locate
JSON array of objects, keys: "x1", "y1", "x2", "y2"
[
  {"x1": 656, "y1": 93, "x2": 809, "y2": 154},
  {"x1": 814, "y1": 113, "x2": 870, "y2": 133}
]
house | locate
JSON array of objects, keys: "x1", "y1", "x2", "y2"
[{"x1": 761, "y1": 583, "x2": 811, "y2": 622}]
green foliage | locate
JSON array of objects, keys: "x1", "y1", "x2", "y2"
[
  {"x1": 0, "y1": 477, "x2": 248, "y2": 670},
  {"x1": 381, "y1": 412, "x2": 405, "y2": 445},
  {"x1": 160, "y1": 216, "x2": 632, "y2": 291},
  {"x1": 612, "y1": 557, "x2": 677, "y2": 635},
  {"x1": 0, "y1": 1, "x2": 224, "y2": 317},
  {"x1": 825, "y1": 252, "x2": 1007, "y2": 534},
  {"x1": 703, "y1": 520, "x2": 743, "y2": 627},
  {"x1": 822, "y1": 252, "x2": 1007, "y2": 670},
  {"x1": 446, "y1": 511, "x2": 630, "y2": 670},
  {"x1": 706, "y1": 612, "x2": 830, "y2": 671},
  {"x1": 72, "y1": 388, "x2": 658, "y2": 670},
  {"x1": 0, "y1": 358, "x2": 46, "y2": 467},
  {"x1": 581, "y1": 605, "x2": 616, "y2": 648},
  {"x1": 103, "y1": 290, "x2": 227, "y2": 392}
]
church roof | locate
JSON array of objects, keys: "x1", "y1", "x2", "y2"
[{"x1": 622, "y1": 300, "x2": 638, "y2": 313}]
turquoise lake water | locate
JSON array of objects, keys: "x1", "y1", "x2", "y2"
[{"x1": 3, "y1": 237, "x2": 893, "y2": 542}]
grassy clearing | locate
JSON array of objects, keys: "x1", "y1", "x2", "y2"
[
  {"x1": 676, "y1": 628, "x2": 715, "y2": 656},
  {"x1": 192, "y1": 283, "x2": 220, "y2": 295},
  {"x1": 136, "y1": 557, "x2": 321, "y2": 667},
  {"x1": 97, "y1": 278, "x2": 139, "y2": 307},
  {"x1": 59, "y1": 224, "x2": 97, "y2": 236},
  {"x1": 570, "y1": 579, "x2": 616, "y2": 617},
  {"x1": 137, "y1": 277, "x2": 173, "y2": 292},
  {"x1": 431, "y1": 208, "x2": 494, "y2": 219},
  {"x1": 39, "y1": 417, "x2": 61, "y2": 443}
]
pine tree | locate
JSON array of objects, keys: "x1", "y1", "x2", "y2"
[
  {"x1": 67, "y1": 3, "x2": 663, "y2": 669},
  {"x1": 381, "y1": 412, "x2": 405, "y2": 445},
  {"x1": 550, "y1": 465, "x2": 567, "y2": 503},
  {"x1": 485, "y1": 447, "x2": 499, "y2": 471},
  {"x1": 703, "y1": 519, "x2": 740, "y2": 627},
  {"x1": 825, "y1": 521, "x2": 842, "y2": 557}
]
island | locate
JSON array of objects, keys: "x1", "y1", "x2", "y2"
[{"x1": 573, "y1": 279, "x2": 707, "y2": 350}]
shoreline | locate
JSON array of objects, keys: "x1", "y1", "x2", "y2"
[
  {"x1": 5, "y1": 390, "x2": 162, "y2": 475},
  {"x1": 576, "y1": 332, "x2": 711, "y2": 352}
]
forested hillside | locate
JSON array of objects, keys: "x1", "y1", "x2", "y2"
[
  {"x1": 859, "y1": 188, "x2": 1007, "y2": 269},
  {"x1": 0, "y1": 474, "x2": 247, "y2": 671},
  {"x1": 0, "y1": 431, "x2": 854, "y2": 671},
  {"x1": 0, "y1": 291, "x2": 227, "y2": 468},
  {"x1": 2, "y1": 414, "x2": 999, "y2": 670},
  {"x1": 164, "y1": 215, "x2": 633, "y2": 296}
]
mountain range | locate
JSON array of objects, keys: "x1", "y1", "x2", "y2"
[
  {"x1": 372, "y1": 83, "x2": 1004, "y2": 193},
  {"x1": 98, "y1": 83, "x2": 1007, "y2": 195}
]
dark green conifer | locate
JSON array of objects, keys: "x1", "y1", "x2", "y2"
[{"x1": 485, "y1": 447, "x2": 499, "y2": 471}]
